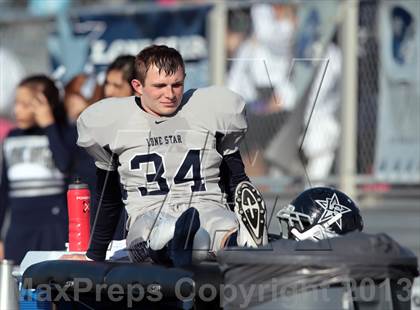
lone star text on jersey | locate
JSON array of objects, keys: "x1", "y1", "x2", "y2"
[{"x1": 146, "y1": 135, "x2": 183, "y2": 147}]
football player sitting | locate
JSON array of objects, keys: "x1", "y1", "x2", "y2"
[{"x1": 71, "y1": 45, "x2": 268, "y2": 267}]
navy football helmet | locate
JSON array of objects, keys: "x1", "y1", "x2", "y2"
[{"x1": 277, "y1": 187, "x2": 363, "y2": 241}]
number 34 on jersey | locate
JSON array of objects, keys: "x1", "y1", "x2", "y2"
[{"x1": 130, "y1": 149, "x2": 206, "y2": 196}]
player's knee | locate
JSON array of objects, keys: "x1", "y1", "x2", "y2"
[{"x1": 149, "y1": 216, "x2": 177, "y2": 251}]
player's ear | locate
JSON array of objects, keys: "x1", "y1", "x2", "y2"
[{"x1": 131, "y1": 79, "x2": 143, "y2": 95}]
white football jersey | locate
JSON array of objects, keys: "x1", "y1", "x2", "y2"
[{"x1": 77, "y1": 86, "x2": 247, "y2": 221}]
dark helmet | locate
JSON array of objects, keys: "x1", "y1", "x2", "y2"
[{"x1": 277, "y1": 187, "x2": 363, "y2": 241}]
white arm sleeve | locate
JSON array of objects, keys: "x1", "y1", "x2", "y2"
[{"x1": 217, "y1": 91, "x2": 248, "y2": 156}]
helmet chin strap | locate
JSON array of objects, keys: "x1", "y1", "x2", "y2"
[{"x1": 291, "y1": 213, "x2": 342, "y2": 241}]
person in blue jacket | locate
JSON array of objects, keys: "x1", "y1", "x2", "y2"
[{"x1": 0, "y1": 75, "x2": 74, "y2": 265}]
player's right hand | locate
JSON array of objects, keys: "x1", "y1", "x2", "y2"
[{"x1": 60, "y1": 254, "x2": 91, "y2": 261}]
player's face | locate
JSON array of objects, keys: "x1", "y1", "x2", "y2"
[
  {"x1": 104, "y1": 69, "x2": 133, "y2": 98},
  {"x1": 137, "y1": 65, "x2": 185, "y2": 117},
  {"x1": 14, "y1": 86, "x2": 36, "y2": 129}
]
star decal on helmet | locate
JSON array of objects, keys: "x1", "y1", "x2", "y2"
[{"x1": 315, "y1": 193, "x2": 351, "y2": 230}]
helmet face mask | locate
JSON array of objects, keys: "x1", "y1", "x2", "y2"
[
  {"x1": 278, "y1": 205, "x2": 313, "y2": 239},
  {"x1": 277, "y1": 187, "x2": 363, "y2": 241}
]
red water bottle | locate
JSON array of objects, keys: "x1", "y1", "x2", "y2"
[{"x1": 67, "y1": 178, "x2": 91, "y2": 252}]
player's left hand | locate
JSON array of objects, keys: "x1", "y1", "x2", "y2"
[
  {"x1": 0, "y1": 241, "x2": 4, "y2": 260},
  {"x1": 32, "y1": 92, "x2": 55, "y2": 128}
]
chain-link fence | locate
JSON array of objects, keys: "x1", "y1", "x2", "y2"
[{"x1": 225, "y1": 0, "x2": 419, "y2": 194}]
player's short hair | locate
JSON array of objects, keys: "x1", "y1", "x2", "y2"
[
  {"x1": 135, "y1": 45, "x2": 185, "y2": 85},
  {"x1": 19, "y1": 74, "x2": 67, "y2": 125},
  {"x1": 107, "y1": 55, "x2": 136, "y2": 85}
]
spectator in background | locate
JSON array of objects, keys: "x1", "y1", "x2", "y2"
[
  {"x1": 227, "y1": 3, "x2": 297, "y2": 176},
  {"x1": 64, "y1": 74, "x2": 103, "y2": 123},
  {"x1": 65, "y1": 73, "x2": 104, "y2": 231},
  {"x1": 0, "y1": 48, "x2": 23, "y2": 258},
  {"x1": 0, "y1": 48, "x2": 24, "y2": 143},
  {"x1": 228, "y1": 3, "x2": 297, "y2": 113},
  {"x1": 0, "y1": 75, "x2": 73, "y2": 264},
  {"x1": 104, "y1": 55, "x2": 136, "y2": 98},
  {"x1": 0, "y1": 119, "x2": 14, "y2": 144},
  {"x1": 226, "y1": 8, "x2": 252, "y2": 67},
  {"x1": 301, "y1": 39, "x2": 343, "y2": 184}
]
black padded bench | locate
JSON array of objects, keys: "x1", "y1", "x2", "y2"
[
  {"x1": 21, "y1": 233, "x2": 419, "y2": 310},
  {"x1": 22, "y1": 260, "x2": 223, "y2": 309}
]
